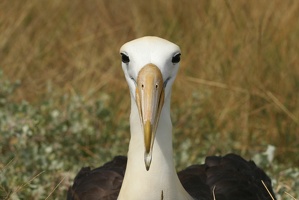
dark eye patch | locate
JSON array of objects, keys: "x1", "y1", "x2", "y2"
[
  {"x1": 172, "y1": 53, "x2": 181, "y2": 64},
  {"x1": 121, "y1": 53, "x2": 130, "y2": 63}
]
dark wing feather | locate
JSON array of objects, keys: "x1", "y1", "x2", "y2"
[
  {"x1": 67, "y1": 156, "x2": 127, "y2": 200},
  {"x1": 178, "y1": 164, "x2": 213, "y2": 200},
  {"x1": 178, "y1": 153, "x2": 276, "y2": 200}
]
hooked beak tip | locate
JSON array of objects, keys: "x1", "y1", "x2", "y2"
[{"x1": 144, "y1": 152, "x2": 152, "y2": 171}]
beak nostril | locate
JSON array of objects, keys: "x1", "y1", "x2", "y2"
[
  {"x1": 156, "y1": 84, "x2": 158, "y2": 89},
  {"x1": 141, "y1": 84, "x2": 144, "y2": 89}
]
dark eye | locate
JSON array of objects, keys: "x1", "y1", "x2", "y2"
[
  {"x1": 172, "y1": 53, "x2": 181, "y2": 64},
  {"x1": 121, "y1": 53, "x2": 130, "y2": 63}
]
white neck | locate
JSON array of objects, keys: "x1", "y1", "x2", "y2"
[{"x1": 118, "y1": 96, "x2": 193, "y2": 200}]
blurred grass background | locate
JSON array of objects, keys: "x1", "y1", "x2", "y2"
[{"x1": 0, "y1": 0, "x2": 298, "y2": 199}]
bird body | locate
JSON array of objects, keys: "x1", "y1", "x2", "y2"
[
  {"x1": 67, "y1": 36, "x2": 276, "y2": 200},
  {"x1": 118, "y1": 38, "x2": 191, "y2": 199}
]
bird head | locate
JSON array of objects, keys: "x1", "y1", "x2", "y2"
[{"x1": 120, "y1": 36, "x2": 181, "y2": 170}]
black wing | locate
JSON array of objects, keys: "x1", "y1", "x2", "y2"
[
  {"x1": 178, "y1": 153, "x2": 276, "y2": 200},
  {"x1": 67, "y1": 156, "x2": 127, "y2": 200}
]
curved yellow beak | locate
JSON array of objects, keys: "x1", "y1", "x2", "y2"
[{"x1": 135, "y1": 64, "x2": 165, "y2": 171}]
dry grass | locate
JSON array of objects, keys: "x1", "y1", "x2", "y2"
[{"x1": 1, "y1": 0, "x2": 299, "y2": 199}]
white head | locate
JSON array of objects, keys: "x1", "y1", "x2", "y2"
[{"x1": 120, "y1": 36, "x2": 181, "y2": 170}]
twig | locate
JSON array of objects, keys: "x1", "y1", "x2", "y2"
[
  {"x1": 186, "y1": 76, "x2": 248, "y2": 94},
  {"x1": 212, "y1": 185, "x2": 216, "y2": 200},
  {"x1": 261, "y1": 180, "x2": 275, "y2": 200},
  {"x1": 266, "y1": 91, "x2": 299, "y2": 124},
  {"x1": 45, "y1": 175, "x2": 67, "y2": 200},
  {"x1": 0, "y1": 157, "x2": 16, "y2": 172},
  {"x1": 186, "y1": 76, "x2": 268, "y2": 99},
  {"x1": 0, "y1": 158, "x2": 16, "y2": 200},
  {"x1": 224, "y1": 0, "x2": 239, "y2": 29},
  {"x1": 284, "y1": 191, "x2": 297, "y2": 200},
  {"x1": 14, "y1": 171, "x2": 45, "y2": 193}
]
